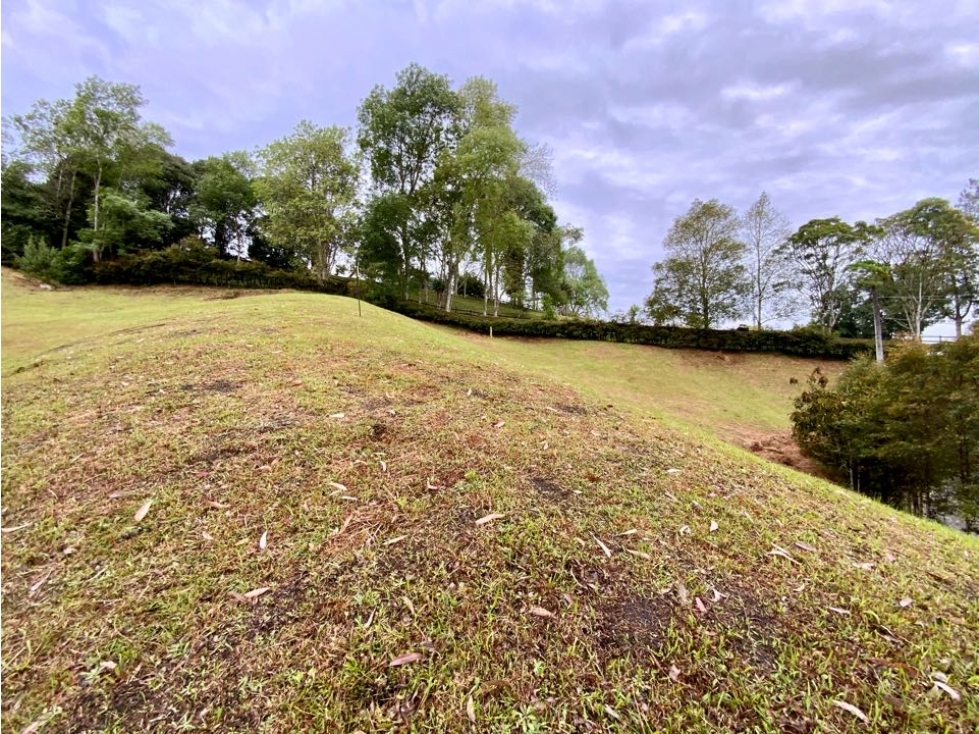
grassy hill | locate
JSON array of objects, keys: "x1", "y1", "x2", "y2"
[{"x1": 2, "y1": 271, "x2": 977, "y2": 733}]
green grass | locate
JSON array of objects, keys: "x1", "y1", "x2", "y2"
[{"x1": 2, "y1": 270, "x2": 977, "y2": 733}]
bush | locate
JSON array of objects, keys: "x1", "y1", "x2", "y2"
[
  {"x1": 17, "y1": 238, "x2": 91, "y2": 284},
  {"x1": 388, "y1": 301, "x2": 872, "y2": 360},
  {"x1": 91, "y1": 243, "x2": 351, "y2": 295},
  {"x1": 792, "y1": 337, "x2": 979, "y2": 528}
]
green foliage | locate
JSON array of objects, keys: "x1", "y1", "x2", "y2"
[
  {"x1": 793, "y1": 335, "x2": 979, "y2": 527},
  {"x1": 562, "y1": 243, "x2": 608, "y2": 317},
  {"x1": 254, "y1": 121, "x2": 359, "y2": 281},
  {"x1": 391, "y1": 300, "x2": 871, "y2": 359},
  {"x1": 647, "y1": 199, "x2": 747, "y2": 328},
  {"x1": 16, "y1": 237, "x2": 90, "y2": 284}
]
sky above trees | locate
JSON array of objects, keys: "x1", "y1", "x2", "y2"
[{"x1": 2, "y1": 0, "x2": 976, "y2": 312}]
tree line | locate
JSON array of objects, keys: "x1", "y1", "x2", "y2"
[
  {"x1": 642, "y1": 187, "x2": 979, "y2": 340},
  {"x1": 1, "y1": 68, "x2": 609, "y2": 317}
]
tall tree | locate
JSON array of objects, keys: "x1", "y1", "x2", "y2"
[
  {"x1": 646, "y1": 199, "x2": 747, "y2": 329},
  {"x1": 741, "y1": 192, "x2": 796, "y2": 329},
  {"x1": 357, "y1": 64, "x2": 460, "y2": 298},
  {"x1": 255, "y1": 121, "x2": 359, "y2": 281},
  {"x1": 780, "y1": 217, "x2": 873, "y2": 333},
  {"x1": 875, "y1": 199, "x2": 976, "y2": 340},
  {"x1": 562, "y1": 240, "x2": 608, "y2": 317},
  {"x1": 62, "y1": 77, "x2": 171, "y2": 260},
  {"x1": 192, "y1": 153, "x2": 256, "y2": 259}
]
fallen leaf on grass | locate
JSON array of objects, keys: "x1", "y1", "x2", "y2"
[
  {"x1": 931, "y1": 680, "x2": 961, "y2": 702},
  {"x1": 768, "y1": 545, "x2": 796, "y2": 563},
  {"x1": 134, "y1": 500, "x2": 152, "y2": 522},
  {"x1": 466, "y1": 695, "x2": 476, "y2": 723},
  {"x1": 604, "y1": 705, "x2": 621, "y2": 721},
  {"x1": 379, "y1": 460, "x2": 387, "y2": 472},
  {"x1": 593, "y1": 535, "x2": 613, "y2": 557},
  {"x1": 666, "y1": 468, "x2": 681, "y2": 475},
  {"x1": 206, "y1": 501, "x2": 229, "y2": 510},
  {"x1": 625, "y1": 549, "x2": 651, "y2": 560},
  {"x1": 898, "y1": 597, "x2": 913, "y2": 608},
  {"x1": 259, "y1": 531, "x2": 268, "y2": 550},
  {"x1": 426, "y1": 478, "x2": 439, "y2": 490},
  {"x1": 676, "y1": 581, "x2": 690, "y2": 607},
  {"x1": 832, "y1": 700, "x2": 869, "y2": 723},
  {"x1": 341, "y1": 496, "x2": 358, "y2": 502},
  {"x1": 329, "y1": 412, "x2": 345, "y2": 419},
  {"x1": 493, "y1": 421, "x2": 506, "y2": 428},
  {"x1": 618, "y1": 529, "x2": 637, "y2": 536},
  {"x1": 527, "y1": 606, "x2": 555, "y2": 618},
  {"x1": 0, "y1": 523, "x2": 31, "y2": 533},
  {"x1": 389, "y1": 652, "x2": 422, "y2": 667},
  {"x1": 694, "y1": 597, "x2": 708, "y2": 614},
  {"x1": 240, "y1": 587, "x2": 270, "y2": 600},
  {"x1": 794, "y1": 541, "x2": 817, "y2": 552},
  {"x1": 99, "y1": 660, "x2": 117, "y2": 672},
  {"x1": 475, "y1": 513, "x2": 505, "y2": 526},
  {"x1": 854, "y1": 562, "x2": 875, "y2": 571},
  {"x1": 328, "y1": 481, "x2": 347, "y2": 492},
  {"x1": 385, "y1": 535, "x2": 407, "y2": 546},
  {"x1": 828, "y1": 607, "x2": 850, "y2": 616},
  {"x1": 668, "y1": 664, "x2": 681, "y2": 682},
  {"x1": 202, "y1": 531, "x2": 214, "y2": 541},
  {"x1": 403, "y1": 595, "x2": 416, "y2": 616},
  {"x1": 679, "y1": 525, "x2": 691, "y2": 536},
  {"x1": 709, "y1": 520, "x2": 719, "y2": 533}
]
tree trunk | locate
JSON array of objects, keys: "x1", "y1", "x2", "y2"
[
  {"x1": 92, "y1": 163, "x2": 103, "y2": 262},
  {"x1": 871, "y1": 286, "x2": 885, "y2": 363},
  {"x1": 60, "y1": 168, "x2": 77, "y2": 250}
]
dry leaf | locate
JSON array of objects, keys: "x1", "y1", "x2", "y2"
[
  {"x1": 828, "y1": 606, "x2": 850, "y2": 616},
  {"x1": 259, "y1": 531, "x2": 268, "y2": 550},
  {"x1": 329, "y1": 412, "x2": 345, "y2": 419},
  {"x1": 679, "y1": 525, "x2": 691, "y2": 536},
  {"x1": 618, "y1": 529, "x2": 637, "y2": 536},
  {"x1": 341, "y1": 496, "x2": 357, "y2": 502},
  {"x1": 832, "y1": 700, "x2": 869, "y2": 723},
  {"x1": 932, "y1": 681, "x2": 961, "y2": 701},
  {"x1": 466, "y1": 695, "x2": 476, "y2": 723},
  {"x1": 795, "y1": 541, "x2": 817, "y2": 552},
  {"x1": 389, "y1": 652, "x2": 422, "y2": 667},
  {"x1": 668, "y1": 664, "x2": 681, "y2": 682},
  {"x1": 99, "y1": 660, "x2": 117, "y2": 671},
  {"x1": 709, "y1": 520, "x2": 719, "y2": 533},
  {"x1": 593, "y1": 536, "x2": 612, "y2": 558},
  {"x1": 854, "y1": 562, "x2": 875, "y2": 571},
  {"x1": 666, "y1": 468, "x2": 681, "y2": 475},
  {"x1": 206, "y1": 500, "x2": 229, "y2": 510},
  {"x1": 528, "y1": 606, "x2": 555, "y2": 618},
  {"x1": 475, "y1": 513, "x2": 505, "y2": 526},
  {"x1": 898, "y1": 597, "x2": 913, "y2": 608},
  {"x1": 768, "y1": 545, "x2": 796, "y2": 563},
  {"x1": 329, "y1": 481, "x2": 347, "y2": 492},
  {"x1": 202, "y1": 531, "x2": 214, "y2": 541},
  {"x1": 712, "y1": 588, "x2": 724, "y2": 603},
  {"x1": 403, "y1": 595, "x2": 416, "y2": 616},
  {"x1": 243, "y1": 586, "x2": 271, "y2": 599},
  {"x1": 694, "y1": 597, "x2": 708, "y2": 614},
  {"x1": 676, "y1": 581, "x2": 690, "y2": 607},
  {"x1": 466, "y1": 388, "x2": 473, "y2": 397},
  {"x1": 134, "y1": 500, "x2": 152, "y2": 522},
  {"x1": 604, "y1": 705, "x2": 621, "y2": 720},
  {"x1": 625, "y1": 549, "x2": 651, "y2": 560},
  {"x1": 385, "y1": 535, "x2": 407, "y2": 546},
  {"x1": 494, "y1": 421, "x2": 506, "y2": 428},
  {"x1": 426, "y1": 478, "x2": 439, "y2": 490}
]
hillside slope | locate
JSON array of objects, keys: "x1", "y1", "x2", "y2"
[{"x1": 2, "y1": 277, "x2": 977, "y2": 733}]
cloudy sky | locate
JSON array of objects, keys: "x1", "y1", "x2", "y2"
[{"x1": 2, "y1": 0, "x2": 977, "y2": 313}]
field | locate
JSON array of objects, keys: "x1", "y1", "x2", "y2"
[{"x1": 2, "y1": 271, "x2": 977, "y2": 733}]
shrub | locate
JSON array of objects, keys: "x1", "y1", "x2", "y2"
[
  {"x1": 17, "y1": 238, "x2": 91, "y2": 284},
  {"x1": 388, "y1": 301, "x2": 872, "y2": 360}
]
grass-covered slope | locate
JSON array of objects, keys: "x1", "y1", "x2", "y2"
[{"x1": 2, "y1": 274, "x2": 977, "y2": 733}]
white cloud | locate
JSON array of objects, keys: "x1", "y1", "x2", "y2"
[{"x1": 721, "y1": 81, "x2": 795, "y2": 102}]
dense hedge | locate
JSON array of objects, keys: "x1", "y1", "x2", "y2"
[
  {"x1": 390, "y1": 301, "x2": 873, "y2": 360},
  {"x1": 91, "y1": 247, "x2": 350, "y2": 295}
]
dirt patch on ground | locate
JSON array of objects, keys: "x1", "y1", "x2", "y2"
[
  {"x1": 595, "y1": 593, "x2": 676, "y2": 660},
  {"x1": 740, "y1": 430, "x2": 833, "y2": 479}
]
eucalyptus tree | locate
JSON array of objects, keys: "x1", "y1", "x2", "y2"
[
  {"x1": 781, "y1": 217, "x2": 875, "y2": 333},
  {"x1": 357, "y1": 64, "x2": 461, "y2": 297},
  {"x1": 646, "y1": 199, "x2": 747, "y2": 329},
  {"x1": 741, "y1": 192, "x2": 796, "y2": 329},
  {"x1": 255, "y1": 121, "x2": 359, "y2": 280}
]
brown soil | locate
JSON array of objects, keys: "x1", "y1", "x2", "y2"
[{"x1": 738, "y1": 430, "x2": 833, "y2": 479}]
